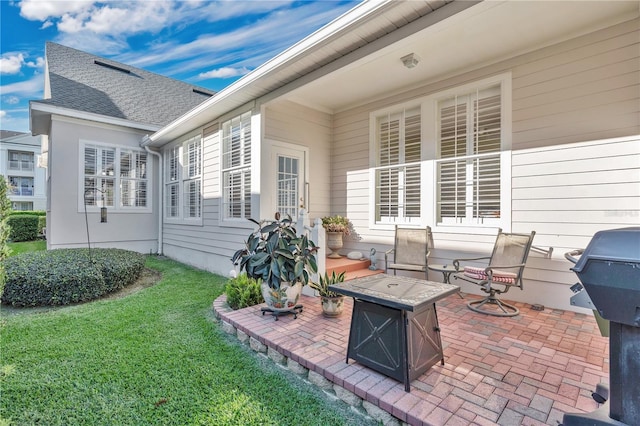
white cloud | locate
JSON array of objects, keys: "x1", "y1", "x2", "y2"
[
  {"x1": 0, "y1": 110, "x2": 6, "y2": 118},
  {"x1": 0, "y1": 53, "x2": 26, "y2": 75},
  {"x1": 19, "y1": 0, "x2": 93, "y2": 21},
  {"x1": 0, "y1": 75, "x2": 44, "y2": 97},
  {"x1": 198, "y1": 67, "x2": 251, "y2": 80},
  {"x1": 121, "y1": 1, "x2": 352, "y2": 75},
  {"x1": 5, "y1": 96, "x2": 20, "y2": 105},
  {"x1": 0, "y1": 53, "x2": 45, "y2": 75}
]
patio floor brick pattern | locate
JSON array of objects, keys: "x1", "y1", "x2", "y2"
[{"x1": 213, "y1": 291, "x2": 609, "y2": 425}]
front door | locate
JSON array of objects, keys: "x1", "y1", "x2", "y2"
[{"x1": 272, "y1": 144, "x2": 307, "y2": 220}]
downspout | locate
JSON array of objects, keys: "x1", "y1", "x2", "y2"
[{"x1": 142, "y1": 136, "x2": 163, "y2": 255}]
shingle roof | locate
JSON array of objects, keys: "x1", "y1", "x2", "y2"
[{"x1": 37, "y1": 42, "x2": 214, "y2": 127}]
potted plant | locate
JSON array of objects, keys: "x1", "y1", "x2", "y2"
[
  {"x1": 231, "y1": 214, "x2": 319, "y2": 313},
  {"x1": 309, "y1": 270, "x2": 346, "y2": 317},
  {"x1": 321, "y1": 215, "x2": 352, "y2": 258}
]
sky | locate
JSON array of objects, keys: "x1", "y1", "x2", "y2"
[{"x1": 0, "y1": 0, "x2": 359, "y2": 133}]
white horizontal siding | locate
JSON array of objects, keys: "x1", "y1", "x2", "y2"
[
  {"x1": 329, "y1": 17, "x2": 639, "y2": 312},
  {"x1": 264, "y1": 100, "x2": 332, "y2": 219},
  {"x1": 511, "y1": 17, "x2": 640, "y2": 149},
  {"x1": 512, "y1": 135, "x2": 640, "y2": 245}
]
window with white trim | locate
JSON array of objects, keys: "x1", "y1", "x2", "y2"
[
  {"x1": 164, "y1": 135, "x2": 202, "y2": 221},
  {"x1": 437, "y1": 85, "x2": 501, "y2": 225},
  {"x1": 371, "y1": 75, "x2": 509, "y2": 230},
  {"x1": 222, "y1": 111, "x2": 251, "y2": 220},
  {"x1": 8, "y1": 151, "x2": 34, "y2": 171},
  {"x1": 84, "y1": 145, "x2": 115, "y2": 207},
  {"x1": 81, "y1": 143, "x2": 149, "y2": 211},
  {"x1": 374, "y1": 107, "x2": 422, "y2": 224},
  {"x1": 8, "y1": 176, "x2": 34, "y2": 196},
  {"x1": 165, "y1": 145, "x2": 180, "y2": 218}
]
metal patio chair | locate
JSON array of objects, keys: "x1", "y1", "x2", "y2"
[
  {"x1": 452, "y1": 229, "x2": 536, "y2": 317},
  {"x1": 385, "y1": 226, "x2": 433, "y2": 280}
]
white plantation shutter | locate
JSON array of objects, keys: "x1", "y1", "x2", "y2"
[
  {"x1": 375, "y1": 107, "x2": 421, "y2": 223},
  {"x1": 437, "y1": 85, "x2": 502, "y2": 224},
  {"x1": 164, "y1": 137, "x2": 202, "y2": 220},
  {"x1": 182, "y1": 136, "x2": 202, "y2": 219},
  {"x1": 83, "y1": 145, "x2": 115, "y2": 207},
  {"x1": 120, "y1": 150, "x2": 148, "y2": 207},
  {"x1": 222, "y1": 112, "x2": 252, "y2": 219}
]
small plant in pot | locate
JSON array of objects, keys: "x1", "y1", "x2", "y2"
[
  {"x1": 309, "y1": 271, "x2": 346, "y2": 317},
  {"x1": 231, "y1": 214, "x2": 319, "y2": 314},
  {"x1": 321, "y1": 215, "x2": 352, "y2": 259}
]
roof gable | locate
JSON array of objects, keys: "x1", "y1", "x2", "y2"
[{"x1": 36, "y1": 42, "x2": 214, "y2": 128}]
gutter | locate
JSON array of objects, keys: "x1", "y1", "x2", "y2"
[{"x1": 142, "y1": 136, "x2": 163, "y2": 255}]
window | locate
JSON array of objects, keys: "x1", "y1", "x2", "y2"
[
  {"x1": 120, "y1": 149, "x2": 147, "y2": 207},
  {"x1": 164, "y1": 135, "x2": 202, "y2": 221},
  {"x1": 12, "y1": 201, "x2": 33, "y2": 211},
  {"x1": 222, "y1": 112, "x2": 251, "y2": 220},
  {"x1": 165, "y1": 146, "x2": 180, "y2": 218},
  {"x1": 371, "y1": 74, "x2": 509, "y2": 230},
  {"x1": 437, "y1": 85, "x2": 502, "y2": 225},
  {"x1": 374, "y1": 107, "x2": 421, "y2": 224},
  {"x1": 8, "y1": 151, "x2": 34, "y2": 171},
  {"x1": 81, "y1": 143, "x2": 149, "y2": 211},
  {"x1": 8, "y1": 176, "x2": 34, "y2": 196}
]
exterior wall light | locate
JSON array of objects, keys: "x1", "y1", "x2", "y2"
[{"x1": 401, "y1": 53, "x2": 420, "y2": 69}]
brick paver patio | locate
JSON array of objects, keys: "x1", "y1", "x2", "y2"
[{"x1": 213, "y1": 290, "x2": 609, "y2": 425}]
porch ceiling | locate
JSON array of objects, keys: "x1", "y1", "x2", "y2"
[{"x1": 285, "y1": 0, "x2": 639, "y2": 113}]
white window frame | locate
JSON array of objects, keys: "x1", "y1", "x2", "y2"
[
  {"x1": 369, "y1": 73, "x2": 512, "y2": 234},
  {"x1": 163, "y1": 133, "x2": 203, "y2": 225},
  {"x1": 78, "y1": 141, "x2": 152, "y2": 214},
  {"x1": 221, "y1": 111, "x2": 252, "y2": 222},
  {"x1": 8, "y1": 150, "x2": 34, "y2": 171},
  {"x1": 8, "y1": 176, "x2": 34, "y2": 196}
]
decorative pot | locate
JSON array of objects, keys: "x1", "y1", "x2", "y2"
[
  {"x1": 326, "y1": 232, "x2": 344, "y2": 259},
  {"x1": 261, "y1": 281, "x2": 302, "y2": 311},
  {"x1": 320, "y1": 295, "x2": 345, "y2": 317}
]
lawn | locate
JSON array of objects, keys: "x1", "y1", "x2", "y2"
[
  {"x1": 0, "y1": 255, "x2": 374, "y2": 426},
  {"x1": 7, "y1": 239, "x2": 46, "y2": 256}
]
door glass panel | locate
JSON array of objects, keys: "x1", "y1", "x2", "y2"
[{"x1": 276, "y1": 155, "x2": 299, "y2": 219}]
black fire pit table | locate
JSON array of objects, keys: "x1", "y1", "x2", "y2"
[{"x1": 329, "y1": 274, "x2": 459, "y2": 392}]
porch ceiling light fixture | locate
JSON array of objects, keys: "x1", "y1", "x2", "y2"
[{"x1": 401, "y1": 53, "x2": 420, "y2": 69}]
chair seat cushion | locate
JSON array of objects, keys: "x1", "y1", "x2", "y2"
[{"x1": 463, "y1": 266, "x2": 517, "y2": 284}]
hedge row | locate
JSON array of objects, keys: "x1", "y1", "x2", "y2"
[
  {"x1": 7, "y1": 215, "x2": 40, "y2": 242},
  {"x1": 2, "y1": 248, "x2": 146, "y2": 307},
  {"x1": 7, "y1": 210, "x2": 46, "y2": 217},
  {"x1": 7, "y1": 211, "x2": 47, "y2": 241}
]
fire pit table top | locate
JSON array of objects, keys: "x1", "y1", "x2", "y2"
[{"x1": 329, "y1": 274, "x2": 460, "y2": 311}]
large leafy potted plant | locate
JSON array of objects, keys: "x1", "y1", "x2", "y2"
[
  {"x1": 309, "y1": 270, "x2": 346, "y2": 317},
  {"x1": 321, "y1": 215, "x2": 352, "y2": 258},
  {"x1": 231, "y1": 214, "x2": 319, "y2": 313}
]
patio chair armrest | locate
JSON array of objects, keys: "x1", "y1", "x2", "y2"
[
  {"x1": 452, "y1": 256, "x2": 491, "y2": 271},
  {"x1": 384, "y1": 248, "x2": 394, "y2": 270}
]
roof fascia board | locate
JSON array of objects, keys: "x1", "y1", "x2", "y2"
[
  {"x1": 259, "y1": 0, "x2": 481, "y2": 108},
  {"x1": 145, "y1": 0, "x2": 396, "y2": 146},
  {"x1": 30, "y1": 101, "x2": 162, "y2": 133}
]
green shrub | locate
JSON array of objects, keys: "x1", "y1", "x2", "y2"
[
  {"x1": 0, "y1": 177, "x2": 11, "y2": 297},
  {"x1": 7, "y1": 215, "x2": 39, "y2": 242},
  {"x1": 224, "y1": 273, "x2": 263, "y2": 310},
  {"x1": 2, "y1": 248, "x2": 146, "y2": 307},
  {"x1": 7, "y1": 210, "x2": 46, "y2": 217}
]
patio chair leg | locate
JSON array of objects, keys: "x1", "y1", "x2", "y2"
[{"x1": 467, "y1": 295, "x2": 519, "y2": 317}]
